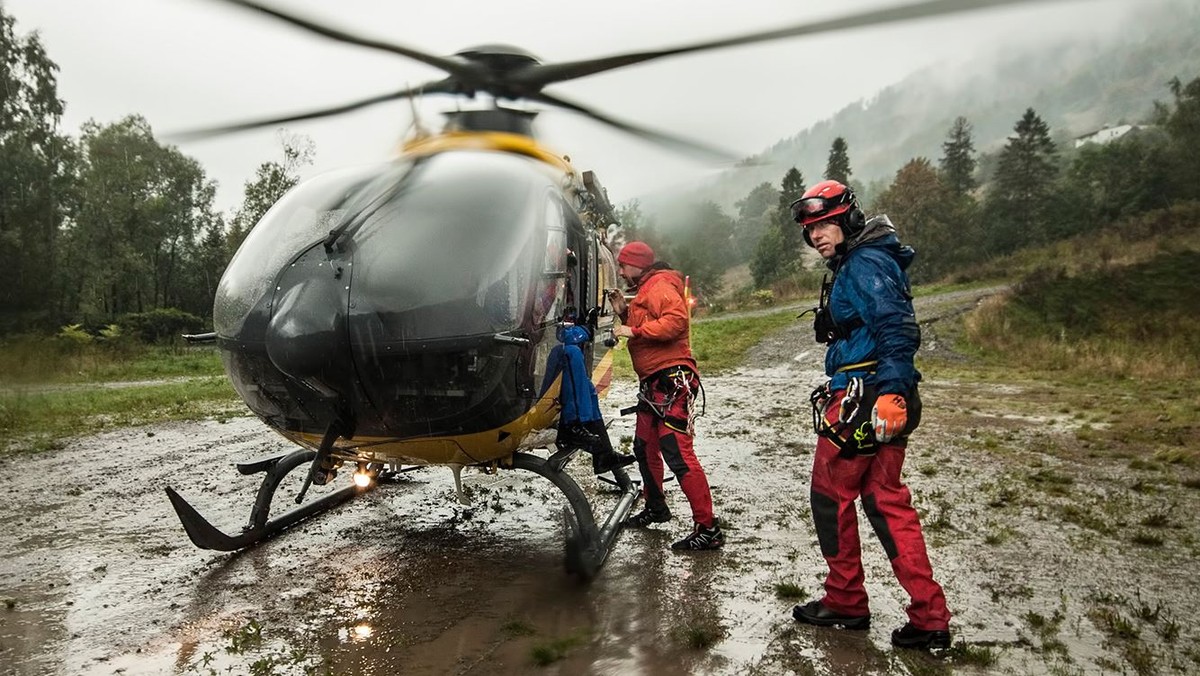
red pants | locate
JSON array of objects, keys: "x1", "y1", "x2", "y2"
[
  {"x1": 634, "y1": 370, "x2": 714, "y2": 528},
  {"x1": 810, "y1": 390, "x2": 950, "y2": 630}
]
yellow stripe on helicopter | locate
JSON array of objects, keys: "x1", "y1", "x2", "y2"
[{"x1": 401, "y1": 130, "x2": 576, "y2": 175}]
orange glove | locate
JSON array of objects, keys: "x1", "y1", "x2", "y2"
[{"x1": 871, "y1": 394, "x2": 907, "y2": 443}]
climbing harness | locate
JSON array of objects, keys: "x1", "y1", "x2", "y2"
[
  {"x1": 810, "y1": 376, "x2": 881, "y2": 458},
  {"x1": 622, "y1": 366, "x2": 705, "y2": 435}
]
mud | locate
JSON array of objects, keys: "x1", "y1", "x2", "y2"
[{"x1": 3, "y1": 285, "x2": 1199, "y2": 675}]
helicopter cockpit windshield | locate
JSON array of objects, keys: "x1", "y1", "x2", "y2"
[
  {"x1": 213, "y1": 162, "x2": 402, "y2": 338},
  {"x1": 347, "y1": 150, "x2": 553, "y2": 343}
]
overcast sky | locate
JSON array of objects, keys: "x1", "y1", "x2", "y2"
[{"x1": 4, "y1": 0, "x2": 1139, "y2": 215}]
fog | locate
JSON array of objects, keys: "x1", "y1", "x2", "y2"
[{"x1": 3, "y1": 0, "x2": 1139, "y2": 214}]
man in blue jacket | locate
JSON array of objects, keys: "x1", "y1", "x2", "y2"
[{"x1": 788, "y1": 180, "x2": 951, "y2": 651}]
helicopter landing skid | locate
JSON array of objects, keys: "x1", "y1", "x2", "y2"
[
  {"x1": 165, "y1": 448, "x2": 375, "y2": 552},
  {"x1": 509, "y1": 452, "x2": 638, "y2": 580}
]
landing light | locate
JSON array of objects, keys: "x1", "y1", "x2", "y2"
[{"x1": 353, "y1": 470, "x2": 372, "y2": 489}]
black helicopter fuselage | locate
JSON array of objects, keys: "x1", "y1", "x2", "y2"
[{"x1": 214, "y1": 135, "x2": 619, "y2": 465}]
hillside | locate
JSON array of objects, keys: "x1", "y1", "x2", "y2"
[{"x1": 643, "y1": 0, "x2": 1200, "y2": 219}]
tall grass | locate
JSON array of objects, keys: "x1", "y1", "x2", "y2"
[
  {"x1": 964, "y1": 249, "x2": 1200, "y2": 380},
  {"x1": 947, "y1": 202, "x2": 1200, "y2": 286},
  {"x1": 0, "y1": 377, "x2": 242, "y2": 453},
  {"x1": 0, "y1": 337, "x2": 224, "y2": 385}
]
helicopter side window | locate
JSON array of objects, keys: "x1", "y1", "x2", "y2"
[{"x1": 533, "y1": 198, "x2": 572, "y2": 326}]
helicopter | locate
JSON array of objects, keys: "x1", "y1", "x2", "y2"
[{"x1": 164, "y1": 0, "x2": 1063, "y2": 578}]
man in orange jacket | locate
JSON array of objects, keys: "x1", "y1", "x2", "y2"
[{"x1": 608, "y1": 241, "x2": 722, "y2": 551}]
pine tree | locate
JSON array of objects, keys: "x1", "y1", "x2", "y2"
[
  {"x1": 985, "y1": 108, "x2": 1058, "y2": 253},
  {"x1": 777, "y1": 167, "x2": 806, "y2": 221},
  {"x1": 824, "y1": 137, "x2": 852, "y2": 185},
  {"x1": 751, "y1": 167, "x2": 807, "y2": 287},
  {"x1": 939, "y1": 116, "x2": 978, "y2": 197}
]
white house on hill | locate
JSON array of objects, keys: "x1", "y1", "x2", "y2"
[{"x1": 1074, "y1": 124, "x2": 1146, "y2": 148}]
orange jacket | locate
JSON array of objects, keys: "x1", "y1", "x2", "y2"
[{"x1": 621, "y1": 267, "x2": 698, "y2": 381}]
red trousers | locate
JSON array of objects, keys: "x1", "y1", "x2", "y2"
[
  {"x1": 810, "y1": 390, "x2": 950, "y2": 630},
  {"x1": 634, "y1": 370, "x2": 715, "y2": 528}
]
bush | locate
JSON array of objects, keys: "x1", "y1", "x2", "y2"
[
  {"x1": 117, "y1": 308, "x2": 207, "y2": 344},
  {"x1": 750, "y1": 289, "x2": 776, "y2": 306}
]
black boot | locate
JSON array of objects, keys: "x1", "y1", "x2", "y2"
[
  {"x1": 792, "y1": 601, "x2": 870, "y2": 630},
  {"x1": 891, "y1": 623, "x2": 951, "y2": 650},
  {"x1": 556, "y1": 423, "x2": 598, "y2": 450},
  {"x1": 592, "y1": 451, "x2": 637, "y2": 474}
]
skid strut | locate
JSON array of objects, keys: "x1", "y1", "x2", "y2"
[
  {"x1": 165, "y1": 444, "x2": 373, "y2": 551},
  {"x1": 166, "y1": 417, "x2": 374, "y2": 554},
  {"x1": 510, "y1": 451, "x2": 639, "y2": 580}
]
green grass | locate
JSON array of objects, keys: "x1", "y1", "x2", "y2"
[
  {"x1": 773, "y1": 582, "x2": 808, "y2": 600},
  {"x1": 612, "y1": 308, "x2": 800, "y2": 377},
  {"x1": 529, "y1": 632, "x2": 587, "y2": 666},
  {"x1": 0, "y1": 376, "x2": 242, "y2": 454},
  {"x1": 0, "y1": 339, "x2": 224, "y2": 386}
]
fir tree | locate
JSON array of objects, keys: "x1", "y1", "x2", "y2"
[
  {"x1": 939, "y1": 116, "x2": 978, "y2": 197},
  {"x1": 985, "y1": 108, "x2": 1058, "y2": 253},
  {"x1": 824, "y1": 137, "x2": 852, "y2": 184}
]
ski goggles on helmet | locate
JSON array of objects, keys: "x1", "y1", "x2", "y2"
[{"x1": 790, "y1": 194, "x2": 850, "y2": 224}]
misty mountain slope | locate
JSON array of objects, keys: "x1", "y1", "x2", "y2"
[{"x1": 648, "y1": 0, "x2": 1200, "y2": 217}]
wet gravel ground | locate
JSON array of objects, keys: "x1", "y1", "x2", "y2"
[{"x1": 2, "y1": 285, "x2": 1199, "y2": 675}]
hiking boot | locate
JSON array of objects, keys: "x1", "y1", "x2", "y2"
[
  {"x1": 670, "y1": 517, "x2": 725, "y2": 551},
  {"x1": 556, "y1": 424, "x2": 599, "y2": 450},
  {"x1": 792, "y1": 601, "x2": 870, "y2": 630},
  {"x1": 891, "y1": 623, "x2": 951, "y2": 650},
  {"x1": 592, "y1": 452, "x2": 637, "y2": 474},
  {"x1": 623, "y1": 506, "x2": 671, "y2": 528}
]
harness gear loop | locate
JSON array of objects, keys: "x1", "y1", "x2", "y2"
[
  {"x1": 839, "y1": 376, "x2": 865, "y2": 426},
  {"x1": 635, "y1": 366, "x2": 704, "y2": 436},
  {"x1": 810, "y1": 378, "x2": 881, "y2": 459}
]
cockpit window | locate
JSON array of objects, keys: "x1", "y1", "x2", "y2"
[
  {"x1": 348, "y1": 151, "x2": 553, "y2": 338},
  {"x1": 214, "y1": 162, "x2": 405, "y2": 336}
]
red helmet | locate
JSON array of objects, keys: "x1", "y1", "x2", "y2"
[{"x1": 790, "y1": 180, "x2": 864, "y2": 247}]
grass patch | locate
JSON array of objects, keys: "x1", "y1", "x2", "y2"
[
  {"x1": 946, "y1": 641, "x2": 1000, "y2": 667},
  {"x1": 0, "y1": 376, "x2": 241, "y2": 454},
  {"x1": 1131, "y1": 531, "x2": 1164, "y2": 547},
  {"x1": 186, "y1": 618, "x2": 324, "y2": 676},
  {"x1": 611, "y1": 308, "x2": 799, "y2": 377},
  {"x1": 529, "y1": 632, "x2": 588, "y2": 666},
  {"x1": 0, "y1": 339, "x2": 224, "y2": 386},
  {"x1": 773, "y1": 582, "x2": 808, "y2": 601},
  {"x1": 501, "y1": 618, "x2": 536, "y2": 637},
  {"x1": 671, "y1": 617, "x2": 726, "y2": 650}
]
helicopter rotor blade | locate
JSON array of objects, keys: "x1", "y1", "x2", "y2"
[
  {"x1": 517, "y1": 0, "x2": 1047, "y2": 88},
  {"x1": 167, "y1": 79, "x2": 458, "y2": 140},
  {"x1": 531, "y1": 91, "x2": 743, "y2": 163},
  {"x1": 209, "y1": 0, "x2": 481, "y2": 81}
]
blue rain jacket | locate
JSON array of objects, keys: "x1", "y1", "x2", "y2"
[
  {"x1": 540, "y1": 324, "x2": 602, "y2": 425},
  {"x1": 825, "y1": 216, "x2": 922, "y2": 396}
]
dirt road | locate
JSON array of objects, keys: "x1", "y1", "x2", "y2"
[{"x1": 2, "y1": 285, "x2": 1197, "y2": 675}]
